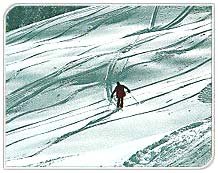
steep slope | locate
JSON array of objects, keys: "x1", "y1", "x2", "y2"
[{"x1": 5, "y1": 6, "x2": 212, "y2": 167}]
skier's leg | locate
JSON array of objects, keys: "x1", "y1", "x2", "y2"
[
  {"x1": 120, "y1": 97, "x2": 124, "y2": 108},
  {"x1": 117, "y1": 98, "x2": 120, "y2": 108}
]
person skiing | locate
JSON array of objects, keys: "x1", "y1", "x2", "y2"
[{"x1": 111, "y1": 82, "x2": 130, "y2": 108}]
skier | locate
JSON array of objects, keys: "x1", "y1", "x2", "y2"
[{"x1": 111, "y1": 82, "x2": 130, "y2": 108}]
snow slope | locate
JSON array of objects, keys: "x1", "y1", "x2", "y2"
[
  {"x1": 123, "y1": 117, "x2": 212, "y2": 167},
  {"x1": 5, "y1": 5, "x2": 212, "y2": 167}
]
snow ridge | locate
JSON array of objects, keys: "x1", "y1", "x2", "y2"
[{"x1": 123, "y1": 117, "x2": 212, "y2": 167}]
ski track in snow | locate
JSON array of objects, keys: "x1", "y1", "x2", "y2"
[{"x1": 5, "y1": 6, "x2": 212, "y2": 167}]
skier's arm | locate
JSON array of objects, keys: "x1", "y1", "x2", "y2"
[
  {"x1": 123, "y1": 85, "x2": 130, "y2": 93},
  {"x1": 111, "y1": 86, "x2": 117, "y2": 98}
]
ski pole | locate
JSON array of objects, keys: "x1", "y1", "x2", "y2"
[{"x1": 130, "y1": 93, "x2": 140, "y2": 105}]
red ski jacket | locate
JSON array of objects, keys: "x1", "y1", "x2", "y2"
[
  {"x1": 116, "y1": 85, "x2": 126, "y2": 98},
  {"x1": 112, "y1": 84, "x2": 130, "y2": 98}
]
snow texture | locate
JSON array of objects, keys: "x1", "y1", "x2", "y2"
[
  {"x1": 123, "y1": 117, "x2": 212, "y2": 167},
  {"x1": 5, "y1": 5, "x2": 212, "y2": 168}
]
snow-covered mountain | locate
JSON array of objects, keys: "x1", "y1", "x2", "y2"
[{"x1": 5, "y1": 5, "x2": 212, "y2": 168}]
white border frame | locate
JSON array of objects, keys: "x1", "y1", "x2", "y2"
[{"x1": 1, "y1": 1, "x2": 216, "y2": 172}]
